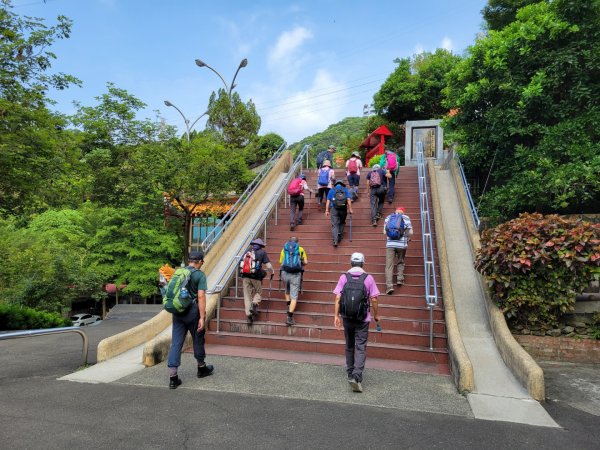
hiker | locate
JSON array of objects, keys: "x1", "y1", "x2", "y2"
[
  {"x1": 366, "y1": 164, "x2": 388, "y2": 226},
  {"x1": 288, "y1": 173, "x2": 314, "y2": 231},
  {"x1": 240, "y1": 238, "x2": 275, "y2": 325},
  {"x1": 383, "y1": 206, "x2": 413, "y2": 294},
  {"x1": 316, "y1": 144, "x2": 336, "y2": 169},
  {"x1": 345, "y1": 151, "x2": 363, "y2": 200},
  {"x1": 379, "y1": 148, "x2": 400, "y2": 204},
  {"x1": 333, "y1": 252, "x2": 380, "y2": 393},
  {"x1": 279, "y1": 237, "x2": 308, "y2": 326},
  {"x1": 166, "y1": 250, "x2": 214, "y2": 389},
  {"x1": 316, "y1": 160, "x2": 335, "y2": 208},
  {"x1": 325, "y1": 179, "x2": 353, "y2": 247}
]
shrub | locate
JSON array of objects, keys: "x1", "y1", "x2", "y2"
[
  {"x1": 475, "y1": 213, "x2": 600, "y2": 328},
  {"x1": 0, "y1": 303, "x2": 71, "y2": 330}
]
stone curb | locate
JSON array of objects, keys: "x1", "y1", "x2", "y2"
[
  {"x1": 449, "y1": 159, "x2": 545, "y2": 401},
  {"x1": 428, "y1": 163, "x2": 474, "y2": 393}
]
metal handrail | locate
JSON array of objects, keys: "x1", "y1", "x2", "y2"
[
  {"x1": 0, "y1": 327, "x2": 89, "y2": 365},
  {"x1": 201, "y1": 141, "x2": 288, "y2": 253},
  {"x1": 416, "y1": 141, "x2": 439, "y2": 350},
  {"x1": 207, "y1": 144, "x2": 311, "y2": 331},
  {"x1": 454, "y1": 152, "x2": 481, "y2": 231}
]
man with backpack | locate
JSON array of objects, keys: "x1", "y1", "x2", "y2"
[
  {"x1": 240, "y1": 238, "x2": 275, "y2": 325},
  {"x1": 379, "y1": 148, "x2": 400, "y2": 204},
  {"x1": 279, "y1": 237, "x2": 308, "y2": 326},
  {"x1": 325, "y1": 179, "x2": 353, "y2": 247},
  {"x1": 165, "y1": 250, "x2": 214, "y2": 389},
  {"x1": 288, "y1": 173, "x2": 313, "y2": 231},
  {"x1": 345, "y1": 151, "x2": 363, "y2": 200},
  {"x1": 316, "y1": 160, "x2": 335, "y2": 208},
  {"x1": 366, "y1": 164, "x2": 388, "y2": 227},
  {"x1": 316, "y1": 144, "x2": 336, "y2": 169},
  {"x1": 383, "y1": 206, "x2": 413, "y2": 295},
  {"x1": 333, "y1": 252, "x2": 380, "y2": 393}
]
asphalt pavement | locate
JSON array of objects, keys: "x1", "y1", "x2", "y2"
[{"x1": 1, "y1": 307, "x2": 599, "y2": 449}]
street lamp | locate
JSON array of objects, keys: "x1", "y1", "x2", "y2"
[
  {"x1": 163, "y1": 100, "x2": 208, "y2": 142},
  {"x1": 195, "y1": 58, "x2": 248, "y2": 98}
]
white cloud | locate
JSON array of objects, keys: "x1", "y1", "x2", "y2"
[
  {"x1": 268, "y1": 26, "x2": 313, "y2": 67},
  {"x1": 441, "y1": 37, "x2": 453, "y2": 51}
]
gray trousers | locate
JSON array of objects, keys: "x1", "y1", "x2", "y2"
[
  {"x1": 290, "y1": 195, "x2": 304, "y2": 225},
  {"x1": 369, "y1": 187, "x2": 385, "y2": 221},
  {"x1": 385, "y1": 247, "x2": 406, "y2": 289},
  {"x1": 330, "y1": 206, "x2": 347, "y2": 243},
  {"x1": 343, "y1": 318, "x2": 369, "y2": 382},
  {"x1": 242, "y1": 277, "x2": 263, "y2": 316}
]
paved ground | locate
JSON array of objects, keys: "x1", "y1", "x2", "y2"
[{"x1": 1, "y1": 309, "x2": 599, "y2": 449}]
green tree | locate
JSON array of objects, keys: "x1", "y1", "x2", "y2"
[
  {"x1": 482, "y1": 0, "x2": 540, "y2": 31},
  {"x1": 373, "y1": 49, "x2": 462, "y2": 124},
  {"x1": 243, "y1": 132, "x2": 285, "y2": 168},
  {"x1": 444, "y1": 0, "x2": 600, "y2": 221},
  {"x1": 205, "y1": 89, "x2": 261, "y2": 148},
  {"x1": 0, "y1": 1, "x2": 81, "y2": 217}
]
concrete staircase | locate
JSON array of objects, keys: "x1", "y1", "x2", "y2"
[{"x1": 206, "y1": 167, "x2": 448, "y2": 374}]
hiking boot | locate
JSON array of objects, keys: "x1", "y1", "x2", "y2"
[
  {"x1": 333, "y1": 241, "x2": 338, "y2": 247},
  {"x1": 169, "y1": 375, "x2": 182, "y2": 389},
  {"x1": 349, "y1": 378, "x2": 363, "y2": 393},
  {"x1": 397, "y1": 279, "x2": 405, "y2": 286},
  {"x1": 247, "y1": 315, "x2": 253, "y2": 325},
  {"x1": 297, "y1": 218, "x2": 302, "y2": 225},
  {"x1": 376, "y1": 213, "x2": 382, "y2": 220},
  {"x1": 371, "y1": 221, "x2": 377, "y2": 227},
  {"x1": 286, "y1": 315, "x2": 295, "y2": 326},
  {"x1": 197, "y1": 364, "x2": 214, "y2": 378},
  {"x1": 251, "y1": 303, "x2": 259, "y2": 317},
  {"x1": 386, "y1": 288, "x2": 394, "y2": 295},
  {"x1": 290, "y1": 223, "x2": 295, "y2": 231}
]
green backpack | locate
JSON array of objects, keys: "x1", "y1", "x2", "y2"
[{"x1": 163, "y1": 267, "x2": 197, "y2": 314}]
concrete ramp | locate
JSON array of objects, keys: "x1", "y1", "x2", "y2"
[{"x1": 434, "y1": 166, "x2": 558, "y2": 428}]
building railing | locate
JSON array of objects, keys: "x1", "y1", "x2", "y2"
[
  {"x1": 0, "y1": 327, "x2": 89, "y2": 365},
  {"x1": 200, "y1": 141, "x2": 288, "y2": 254},
  {"x1": 206, "y1": 144, "x2": 311, "y2": 331},
  {"x1": 416, "y1": 141, "x2": 439, "y2": 350},
  {"x1": 454, "y1": 152, "x2": 481, "y2": 231}
]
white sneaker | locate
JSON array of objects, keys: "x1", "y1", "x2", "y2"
[{"x1": 349, "y1": 378, "x2": 363, "y2": 393}]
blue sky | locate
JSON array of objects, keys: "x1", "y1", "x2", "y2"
[{"x1": 14, "y1": 0, "x2": 487, "y2": 144}]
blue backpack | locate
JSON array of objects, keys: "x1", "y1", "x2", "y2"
[
  {"x1": 317, "y1": 168, "x2": 330, "y2": 187},
  {"x1": 282, "y1": 241, "x2": 303, "y2": 273},
  {"x1": 386, "y1": 213, "x2": 406, "y2": 240}
]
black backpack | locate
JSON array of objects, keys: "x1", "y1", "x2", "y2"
[
  {"x1": 333, "y1": 188, "x2": 347, "y2": 209},
  {"x1": 340, "y1": 273, "x2": 369, "y2": 320}
]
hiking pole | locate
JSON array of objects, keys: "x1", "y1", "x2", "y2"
[{"x1": 349, "y1": 212, "x2": 353, "y2": 242}]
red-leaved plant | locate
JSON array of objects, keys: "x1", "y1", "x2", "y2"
[{"x1": 475, "y1": 213, "x2": 600, "y2": 328}]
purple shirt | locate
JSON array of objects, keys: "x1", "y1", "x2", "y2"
[{"x1": 333, "y1": 267, "x2": 380, "y2": 322}]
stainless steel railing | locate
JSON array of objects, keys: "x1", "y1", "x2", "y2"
[
  {"x1": 201, "y1": 141, "x2": 288, "y2": 254},
  {"x1": 206, "y1": 144, "x2": 311, "y2": 331},
  {"x1": 0, "y1": 327, "x2": 89, "y2": 365},
  {"x1": 454, "y1": 152, "x2": 481, "y2": 231},
  {"x1": 416, "y1": 141, "x2": 439, "y2": 350}
]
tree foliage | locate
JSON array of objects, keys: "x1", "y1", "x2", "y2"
[
  {"x1": 482, "y1": 0, "x2": 539, "y2": 31},
  {"x1": 444, "y1": 0, "x2": 600, "y2": 221},
  {"x1": 373, "y1": 49, "x2": 462, "y2": 124},
  {"x1": 205, "y1": 89, "x2": 261, "y2": 148}
]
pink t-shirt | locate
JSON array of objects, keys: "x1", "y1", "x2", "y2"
[{"x1": 333, "y1": 267, "x2": 380, "y2": 322}]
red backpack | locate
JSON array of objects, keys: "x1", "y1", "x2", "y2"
[
  {"x1": 287, "y1": 178, "x2": 303, "y2": 196},
  {"x1": 370, "y1": 170, "x2": 382, "y2": 187},
  {"x1": 347, "y1": 158, "x2": 358, "y2": 174}
]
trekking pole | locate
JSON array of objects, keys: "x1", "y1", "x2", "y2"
[
  {"x1": 306, "y1": 191, "x2": 311, "y2": 221},
  {"x1": 267, "y1": 273, "x2": 273, "y2": 317},
  {"x1": 349, "y1": 212, "x2": 353, "y2": 242}
]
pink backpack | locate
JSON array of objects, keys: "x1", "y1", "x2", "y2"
[
  {"x1": 287, "y1": 178, "x2": 303, "y2": 196},
  {"x1": 386, "y1": 152, "x2": 397, "y2": 171}
]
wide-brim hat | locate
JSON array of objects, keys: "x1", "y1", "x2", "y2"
[
  {"x1": 328, "y1": 145, "x2": 336, "y2": 150},
  {"x1": 334, "y1": 179, "x2": 345, "y2": 186},
  {"x1": 322, "y1": 160, "x2": 331, "y2": 167},
  {"x1": 351, "y1": 151, "x2": 360, "y2": 158},
  {"x1": 250, "y1": 238, "x2": 266, "y2": 247}
]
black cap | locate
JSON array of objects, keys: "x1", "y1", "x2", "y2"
[{"x1": 189, "y1": 250, "x2": 204, "y2": 261}]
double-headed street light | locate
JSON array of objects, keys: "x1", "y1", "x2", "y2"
[
  {"x1": 195, "y1": 58, "x2": 248, "y2": 98},
  {"x1": 163, "y1": 100, "x2": 208, "y2": 143}
]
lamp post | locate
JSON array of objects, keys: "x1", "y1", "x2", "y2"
[
  {"x1": 163, "y1": 100, "x2": 208, "y2": 142},
  {"x1": 194, "y1": 58, "x2": 248, "y2": 98}
]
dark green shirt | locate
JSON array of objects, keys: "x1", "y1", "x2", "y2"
[{"x1": 187, "y1": 267, "x2": 207, "y2": 300}]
